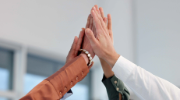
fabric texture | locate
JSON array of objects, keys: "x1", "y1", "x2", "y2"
[
  {"x1": 20, "y1": 55, "x2": 91, "y2": 100},
  {"x1": 102, "y1": 75, "x2": 130, "y2": 100},
  {"x1": 112, "y1": 56, "x2": 180, "y2": 100}
]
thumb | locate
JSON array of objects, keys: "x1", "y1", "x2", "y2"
[{"x1": 85, "y1": 28, "x2": 98, "y2": 46}]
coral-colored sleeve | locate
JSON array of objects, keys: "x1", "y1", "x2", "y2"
[{"x1": 20, "y1": 55, "x2": 92, "y2": 100}]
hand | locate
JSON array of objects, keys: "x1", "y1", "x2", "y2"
[
  {"x1": 66, "y1": 29, "x2": 90, "y2": 64},
  {"x1": 73, "y1": 28, "x2": 93, "y2": 65},
  {"x1": 66, "y1": 36, "x2": 78, "y2": 63},
  {"x1": 85, "y1": 6, "x2": 120, "y2": 67},
  {"x1": 88, "y1": 5, "x2": 114, "y2": 78},
  {"x1": 91, "y1": 5, "x2": 113, "y2": 44},
  {"x1": 82, "y1": 15, "x2": 95, "y2": 59},
  {"x1": 75, "y1": 15, "x2": 95, "y2": 60}
]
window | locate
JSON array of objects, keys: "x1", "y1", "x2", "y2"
[
  {"x1": 0, "y1": 48, "x2": 14, "y2": 91},
  {"x1": 66, "y1": 72, "x2": 91, "y2": 100},
  {"x1": 0, "y1": 46, "x2": 92, "y2": 100},
  {"x1": 24, "y1": 54, "x2": 91, "y2": 100},
  {"x1": 24, "y1": 54, "x2": 64, "y2": 93},
  {"x1": 0, "y1": 97, "x2": 9, "y2": 100}
]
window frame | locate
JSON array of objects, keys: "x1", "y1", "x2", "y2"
[{"x1": 0, "y1": 39, "x2": 93, "y2": 100}]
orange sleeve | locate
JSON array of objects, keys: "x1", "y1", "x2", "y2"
[{"x1": 20, "y1": 55, "x2": 92, "y2": 100}]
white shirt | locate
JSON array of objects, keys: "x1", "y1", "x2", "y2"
[{"x1": 112, "y1": 56, "x2": 180, "y2": 100}]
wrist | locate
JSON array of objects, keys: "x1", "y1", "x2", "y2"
[
  {"x1": 99, "y1": 58, "x2": 115, "y2": 78},
  {"x1": 104, "y1": 51, "x2": 120, "y2": 68},
  {"x1": 80, "y1": 53, "x2": 89, "y2": 64}
]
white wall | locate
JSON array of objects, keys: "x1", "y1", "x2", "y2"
[
  {"x1": 0, "y1": 0, "x2": 135, "y2": 100},
  {"x1": 0, "y1": 0, "x2": 99, "y2": 59},
  {"x1": 0, "y1": 0, "x2": 135, "y2": 62},
  {"x1": 135, "y1": 0, "x2": 180, "y2": 87}
]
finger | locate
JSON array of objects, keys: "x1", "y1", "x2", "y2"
[
  {"x1": 68, "y1": 36, "x2": 78, "y2": 56},
  {"x1": 75, "y1": 28, "x2": 85, "y2": 55},
  {"x1": 91, "y1": 9, "x2": 102, "y2": 30},
  {"x1": 92, "y1": 24, "x2": 95, "y2": 34},
  {"x1": 86, "y1": 14, "x2": 91, "y2": 28},
  {"x1": 103, "y1": 17, "x2": 107, "y2": 26},
  {"x1": 99, "y1": 7, "x2": 105, "y2": 18},
  {"x1": 89, "y1": 15, "x2": 93, "y2": 29},
  {"x1": 107, "y1": 14, "x2": 113, "y2": 42},
  {"x1": 92, "y1": 24, "x2": 97, "y2": 38},
  {"x1": 107, "y1": 14, "x2": 112, "y2": 30},
  {"x1": 69, "y1": 36, "x2": 78, "y2": 55},
  {"x1": 85, "y1": 28, "x2": 98, "y2": 46},
  {"x1": 94, "y1": 5, "x2": 100, "y2": 14},
  {"x1": 93, "y1": 7, "x2": 107, "y2": 30}
]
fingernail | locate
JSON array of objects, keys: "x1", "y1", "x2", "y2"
[{"x1": 93, "y1": 7, "x2": 96, "y2": 10}]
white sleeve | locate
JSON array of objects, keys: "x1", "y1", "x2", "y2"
[{"x1": 112, "y1": 56, "x2": 180, "y2": 100}]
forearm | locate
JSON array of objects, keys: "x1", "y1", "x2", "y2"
[
  {"x1": 119, "y1": 94, "x2": 122, "y2": 100},
  {"x1": 102, "y1": 75, "x2": 130, "y2": 100},
  {"x1": 20, "y1": 55, "x2": 90, "y2": 100},
  {"x1": 100, "y1": 58, "x2": 122, "y2": 100},
  {"x1": 99, "y1": 58, "x2": 114, "y2": 78},
  {"x1": 103, "y1": 51, "x2": 120, "y2": 68}
]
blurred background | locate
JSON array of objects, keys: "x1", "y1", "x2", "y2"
[{"x1": 0, "y1": 0, "x2": 180, "y2": 100}]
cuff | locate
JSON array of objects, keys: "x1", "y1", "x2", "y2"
[
  {"x1": 46, "y1": 55, "x2": 89, "y2": 99},
  {"x1": 112, "y1": 56, "x2": 136, "y2": 82},
  {"x1": 102, "y1": 75, "x2": 130, "y2": 100},
  {"x1": 60, "y1": 89, "x2": 73, "y2": 100}
]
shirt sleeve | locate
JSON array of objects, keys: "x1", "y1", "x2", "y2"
[
  {"x1": 20, "y1": 55, "x2": 91, "y2": 100},
  {"x1": 112, "y1": 56, "x2": 180, "y2": 100},
  {"x1": 102, "y1": 75, "x2": 130, "y2": 100}
]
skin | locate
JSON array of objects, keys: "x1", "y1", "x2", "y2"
[
  {"x1": 67, "y1": 6, "x2": 122, "y2": 100},
  {"x1": 66, "y1": 36, "x2": 79, "y2": 64},
  {"x1": 85, "y1": 5, "x2": 120, "y2": 68},
  {"x1": 73, "y1": 16, "x2": 96, "y2": 65},
  {"x1": 66, "y1": 30, "x2": 90, "y2": 65},
  {"x1": 67, "y1": 12, "x2": 97, "y2": 65},
  {"x1": 86, "y1": 5, "x2": 122, "y2": 100}
]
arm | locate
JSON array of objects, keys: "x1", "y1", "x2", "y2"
[
  {"x1": 87, "y1": 5, "x2": 180, "y2": 100},
  {"x1": 102, "y1": 75, "x2": 130, "y2": 100},
  {"x1": 92, "y1": 5, "x2": 129, "y2": 100},
  {"x1": 20, "y1": 55, "x2": 90, "y2": 100},
  {"x1": 112, "y1": 56, "x2": 180, "y2": 100},
  {"x1": 20, "y1": 28, "x2": 93, "y2": 100}
]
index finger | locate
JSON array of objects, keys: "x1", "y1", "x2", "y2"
[
  {"x1": 86, "y1": 14, "x2": 91, "y2": 28},
  {"x1": 99, "y1": 7, "x2": 105, "y2": 18},
  {"x1": 68, "y1": 36, "x2": 78, "y2": 56},
  {"x1": 75, "y1": 28, "x2": 85, "y2": 56},
  {"x1": 107, "y1": 14, "x2": 112, "y2": 30},
  {"x1": 91, "y1": 8, "x2": 102, "y2": 30}
]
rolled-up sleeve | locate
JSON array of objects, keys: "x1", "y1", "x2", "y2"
[
  {"x1": 20, "y1": 55, "x2": 90, "y2": 100},
  {"x1": 112, "y1": 56, "x2": 180, "y2": 100},
  {"x1": 102, "y1": 75, "x2": 130, "y2": 100}
]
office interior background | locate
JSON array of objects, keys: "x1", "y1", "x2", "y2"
[{"x1": 0, "y1": 0, "x2": 180, "y2": 100}]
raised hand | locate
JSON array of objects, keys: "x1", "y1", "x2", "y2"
[
  {"x1": 66, "y1": 29, "x2": 92, "y2": 64},
  {"x1": 66, "y1": 36, "x2": 79, "y2": 63},
  {"x1": 66, "y1": 29, "x2": 94, "y2": 67},
  {"x1": 82, "y1": 14, "x2": 95, "y2": 58},
  {"x1": 85, "y1": 6, "x2": 120, "y2": 67},
  {"x1": 87, "y1": 5, "x2": 115, "y2": 78},
  {"x1": 72, "y1": 14, "x2": 95, "y2": 66}
]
